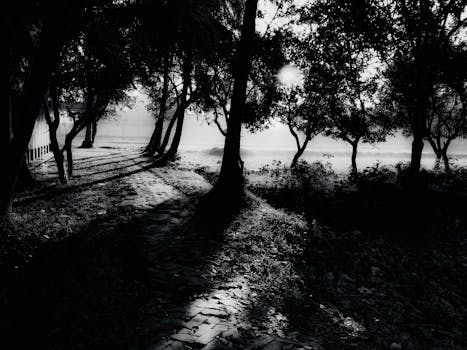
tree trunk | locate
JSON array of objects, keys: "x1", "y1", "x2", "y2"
[
  {"x1": 159, "y1": 111, "x2": 178, "y2": 155},
  {"x1": 146, "y1": 54, "x2": 170, "y2": 155},
  {"x1": 91, "y1": 120, "x2": 97, "y2": 143},
  {"x1": 17, "y1": 160, "x2": 34, "y2": 190},
  {"x1": 427, "y1": 136, "x2": 441, "y2": 171},
  {"x1": 64, "y1": 135, "x2": 73, "y2": 178},
  {"x1": 165, "y1": 108, "x2": 185, "y2": 159},
  {"x1": 214, "y1": 0, "x2": 258, "y2": 196},
  {"x1": 442, "y1": 151, "x2": 450, "y2": 172},
  {"x1": 52, "y1": 137, "x2": 67, "y2": 184},
  {"x1": 434, "y1": 153, "x2": 441, "y2": 170},
  {"x1": 351, "y1": 142, "x2": 358, "y2": 172},
  {"x1": 81, "y1": 123, "x2": 94, "y2": 148},
  {"x1": 410, "y1": 133, "x2": 424, "y2": 174},
  {"x1": 409, "y1": 92, "x2": 429, "y2": 175},
  {"x1": 291, "y1": 137, "x2": 310, "y2": 168},
  {"x1": 146, "y1": 122, "x2": 161, "y2": 154},
  {"x1": 0, "y1": 22, "x2": 65, "y2": 217},
  {"x1": 165, "y1": 56, "x2": 191, "y2": 159},
  {"x1": 2, "y1": 95, "x2": 14, "y2": 154},
  {"x1": 44, "y1": 99, "x2": 67, "y2": 183}
]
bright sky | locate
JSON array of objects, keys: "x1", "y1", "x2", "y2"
[
  {"x1": 105, "y1": 89, "x2": 418, "y2": 153},
  {"x1": 101, "y1": 2, "x2": 467, "y2": 156}
]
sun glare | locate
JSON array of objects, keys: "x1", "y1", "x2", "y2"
[{"x1": 277, "y1": 64, "x2": 302, "y2": 87}]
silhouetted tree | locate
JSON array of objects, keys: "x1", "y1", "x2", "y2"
[
  {"x1": 43, "y1": 82, "x2": 67, "y2": 183},
  {"x1": 56, "y1": 11, "x2": 135, "y2": 177},
  {"x1": 1, "y1": 0, "x2": 121, "y2": 218},
  {"x1": 295, "y1": 2, "x2": 393, "y2": 171},
  {"x1": 214, "y1": 0, "x2": 260, "y2": 198},
  {"x1": 425, "y1": 84, "x2": 467, "y2": 171},
  {"x1": 274, "y1": 86, "x2": 325, "y2": 167}
]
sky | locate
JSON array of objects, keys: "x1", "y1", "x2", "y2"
[
  {"x1": 100, "y1": 90, "x2": 425, "y2": 154},
  {"x1": 97, "y1": 89, "x2": 467, "y2": 156},
  {"x1": 97, "y1": 2, "x2": 467, "y2": 156}
]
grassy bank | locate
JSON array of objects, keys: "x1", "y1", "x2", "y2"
[{"x1": 243, "y1": 161, "x2": 467, "y2": 350}]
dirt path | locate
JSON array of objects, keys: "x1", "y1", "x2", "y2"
[{"x1": 4, "y1": 148, "x2": 320, "y2": 350}]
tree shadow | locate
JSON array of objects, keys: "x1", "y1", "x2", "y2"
[
  {"x1": 15, "y1": 162, "x2": 159, "y2": 206},
  {"x1": 302, "y1": 182, "x2": 467, "y2": 240},
  {"x1": 246, "y1": 182, "x2": 467, "y2": 349},
  {"x1": 1, "y1": 192, "x2": 238, "y2": 350},
  {"x1": 72, "y1": 158, "x2": 154, "y2": 178},
  {"x1": 72, "y1": 153, "x2": 147, "y2": 172}
]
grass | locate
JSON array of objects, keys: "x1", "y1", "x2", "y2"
[
  {"x1": 244, "y1": 160, "x2": 467, "y2": 349},
  {"x1": 1, "y1": 151, "x2": 466, "y2": 349}
]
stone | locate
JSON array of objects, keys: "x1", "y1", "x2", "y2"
[
  {"x1": 171, "y1": 332, "x2": 200, "y2": 343},
  {"x1": 200, "y1": 308, "x2": 229, "y2": 318},
  {"x1": 183, "y1": 314, "x2": 209, "y2": 329},
  {"x1": 196, "y1": 323, "x2": 229, "y2": 345}
]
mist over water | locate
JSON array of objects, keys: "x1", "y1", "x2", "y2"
[
  {"x1": 89, "y1": 102, "x2": 467, "y2": 172},
  {"x1": 179, "y1": 146, "x2": 467, "y2": 172}
]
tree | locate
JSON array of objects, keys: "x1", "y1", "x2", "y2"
[
  {"x1": 274, "y1": 86, "x2": 325, "y2": 167},
  {"x1": 193, "y1": 31, "x2": 284, "y2": 138},
  {"x1": 425, "y1": 84, "x2": 467, "y2": 171},
  {"x1": 55, "y1": 10, "x2": 135, "y2": 178},
  {"x1": 81, "y1": 120, "x2": 98, "y2": 148},
  {"x1": 144, "y1": 53, "x2": 172, "y2": 155},
  {"x1": 1, "y1": 0, "x2": 114, "y2": 217},
  {"x1": 305, "y1": 0, "x2": 467, "y2": 173},
  {"x1": 357, "y1": 0, "x2": 467, "y2": 173},
  {"x1": 294, "y1": 1, "x2": 392, "y2": 172},
  {"x1": 43, "y1": 81, "x2": 67, "y2": 183},
  {"x1": 136, "y1": 0, "x2": 230, "y2": 161},
  {"x1": 214, "y1": 0, "x2": 259, "y2": 198}
]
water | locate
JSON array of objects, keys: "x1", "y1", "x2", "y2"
[
  {"x1": 181, "y1": 147, "x2": 467, "y2": 173},
  {"x1": 89, "y1": 136, "x2": 467, "y2": 173}
]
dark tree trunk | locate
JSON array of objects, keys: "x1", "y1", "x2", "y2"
[
  {"x1": 442, "y1": 151, "x2": 450, "y2": 172},
  {"x1": 17, "y1": 160, "x2": 34, "y2": 190},
  {"x1": 427, "y1": 136, "x2": 441, "y2": 171},
  {"x1": 91, "y1": 120, "x2": 97, "y2": 143},
  {"x1": 146, "y1": 122, "x2": 161, "y2": 154},
  {"x1": 159, "y1": 112, "x2": 178, "y2": 155},
  {"x1": 291, "y1": 137, "x2": 310, "y2": 168},
  {"x1": 43, "y1": 92, "x2": 67, "y2": 183},
  {"x1": 351, "y1": 142, "x2": 358, "y2": 172},
  {"x1": 0, "y1": 20, "x2": 66, "y2": 216},
  {"x1": 214, "y1": 0, "x2": 258, "y2": 196},
  {"x1": 81, "y1": 123, "x2": 94, "y2": 148},
  {"x1": 52, "y1": 138, "x2": 67, "y2": 183},
  {"x1": 434, "y1": 153, "x2": 441, "y2": 170},
  {"x1": 408, "y1": 85, "x2": 430, "y2": 175},
  {"x1": 165, "y1": 55, "x2": 192, "y2": 159},
  {"x1": 64, "y1": 135, "x2": 73, "y2": 178},
  {"x1": 2, "y1": 95, "x2": 14, "y2": 154},
  {"x1": 146, "y1": 54, "x2": 170, "y2": 155},
  {"x1": 410, "y1": 132, "x2": 424, "y2": 174},
  {"x1": 165, "y1": 108, "x2": 185, "y2": 159}
]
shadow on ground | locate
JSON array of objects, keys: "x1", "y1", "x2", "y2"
[
  {"x1": 1, "y1": 194, "x2": 234, "y2": 350},
  {"x1": 247, "y1": 180, "x2": 467, "y2": 350}
]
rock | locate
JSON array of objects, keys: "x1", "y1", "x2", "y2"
[{"x1": 389, "y1": 342, "x2": 402, "y2": 350}]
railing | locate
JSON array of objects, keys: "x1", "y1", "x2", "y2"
[{"x1": 27, "y1": 111, "x2": 51, "y2": 163}]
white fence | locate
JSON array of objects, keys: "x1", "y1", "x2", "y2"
[{"x1": 27, "y1": 110, "x2": 50, "y2": 162}]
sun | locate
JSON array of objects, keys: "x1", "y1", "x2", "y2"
[{"x1": 277, "y1": 64, "x2": 302, "y2": 87}]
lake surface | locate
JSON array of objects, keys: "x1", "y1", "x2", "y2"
[
  {"x1": 89, "y1": 136, "x2": 467, "y2": 173},
  {"x1": 180, "y1": 147, "x2": 467, "y2": 173}
]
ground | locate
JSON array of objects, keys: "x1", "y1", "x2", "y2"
[{"x1": 0, "y1": 148, "x2": 465, "y2": 350}]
